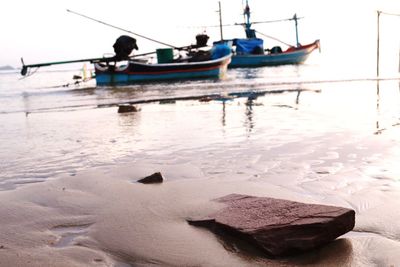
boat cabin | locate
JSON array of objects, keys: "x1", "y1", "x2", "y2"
[{"x1": 234, "y1": 38, "x2": 264, "y2": 55}]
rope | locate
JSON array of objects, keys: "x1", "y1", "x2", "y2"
[
  {"x1": 254, "y1": 30, "x2": 293, "y2": 47},
  {"x1": 251, "y1": 16, "x2": 303, "y2": 25},
  {"x1": 379, "y1": 11, "x2": 400, "y2": 17},
  {"x1": 66, "y1": 9, "x2": 179, "y2": 49}
]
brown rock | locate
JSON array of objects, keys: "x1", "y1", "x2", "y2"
[
  {"x1": 118, "y1": 104, "x2": 138, "y2": 113},
  {"x1": 137, "y1": 172, "x2": 164, "y2": 184},
  {"x1": 159, "y1": 99, "x2": 176, "y2": 104},
  {"x1": 188, "y1": 194, "x2": 355, "y2": 257}
]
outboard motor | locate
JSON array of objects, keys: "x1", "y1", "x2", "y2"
[
  {"x1": 113, "y1": 35, "x2": 139, "y2": 60},
  {"x1": 195, "y1": 34, "x2": 209, "y2": 47}
]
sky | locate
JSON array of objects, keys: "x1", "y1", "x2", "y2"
[{"x1": 1, "y1": 0, "x2": 399, "y2": 74}]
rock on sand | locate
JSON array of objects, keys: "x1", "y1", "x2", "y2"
[{"x1": 188, "y1": 194, "x2": 355, "y2": 257}]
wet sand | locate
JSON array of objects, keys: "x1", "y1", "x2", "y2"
[
  {"x1": 0, "y1": 163, "x2": 362, "y2": 266},
  {"x1": 1, "y1": 125, "x2": 400, "y2": 266},
  {"x1": 1, "y1": 157, "x2": 400, "y2": 266},
  {"x1": 1, "y1": 78, "x2": 400, "y2": 266}
]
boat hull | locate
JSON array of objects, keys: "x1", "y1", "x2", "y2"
[
  {"x1": 94, "y1": 54, "x2": 231, "y2": 86},
  {"x1": 229, "y1": 40, "x2": 319, "y2": 68}
]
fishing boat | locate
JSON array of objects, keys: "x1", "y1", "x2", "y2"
[
  {"x1": 216, "y1": 0, "x2": 319, "y2": 68},
  {"x1": 20, "y1": 9, "x2": 232, "y2": 86},
  {"x1": 94, "y1": 44, "x2": 232, "y2": 85},
  {"x1": 228, "y1": 39, "x2": 320, "y2": 68},
  {"x1": 21, "y1": 35, "x2": 232, "y2": 86}
]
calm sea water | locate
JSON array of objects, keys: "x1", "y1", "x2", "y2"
[{"x1": 0, "y1": 55, "x2": 400, "y2": 191}]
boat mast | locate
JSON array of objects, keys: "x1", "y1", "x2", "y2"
[
  {"x1": 244, "y1": 0, "x2": 256, "y2": 38},
  {"x1": 218, "y1": 1, "x2": 224, "y2": 40},
  {"x1": 244, "y1": 0, "x2": 251, "y2": 31},
  {"x1": 293, "y1": 14, "x2": 300, "y2": 47}
]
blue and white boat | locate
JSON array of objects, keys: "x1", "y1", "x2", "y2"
[
  {"x1": 21, "y1": 36, "x2": 232, "y2": 86},
  {"x1": 94, "y1": 44, "x2": 232, "y2": 85},
  {"x1": 217, "y1": 0, "x2": 319, "y2": 68},
  {"x1": 228, "y1": 38, "x2": 320, "y2": 68}
]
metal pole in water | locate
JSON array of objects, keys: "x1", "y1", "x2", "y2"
[
  {"x1": 376, "y1": 10, "x2": 381, "y2": 78},
  {"x1": 398, "y1": 45, "x2": 400, "y2": 73}
]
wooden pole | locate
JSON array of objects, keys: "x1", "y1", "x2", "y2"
[
  {"x1": 376, "y1": 11, "x2": 381, "y2": 78},
  {"x1": 376, "y1": 11, "x2": 400, "y2": 77},
  {"x1": 20, "y1": 50, "x2": 158, "y2": 76}
]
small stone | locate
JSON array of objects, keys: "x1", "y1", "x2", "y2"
[
  {"x1": 137, "y1": 172, "x2": 164, "y2": 184},
  {"x1": 118, "y1": 104, "x2": 138, "y2": 113},
  {"x1": 199, "y1": 96, "x2": 213, "y2": 102},
  {"x1": 159, "y1": 99, "x2": 176, "y2": 104}
]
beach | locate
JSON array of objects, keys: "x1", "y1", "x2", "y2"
[
  {"x1": 2, "y1": 0, "x2": 400, "y2": 264},
  {"x1": 1, "y1": 65, "x2": 400, "y2": 266}
]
